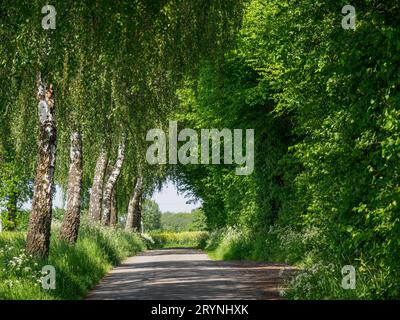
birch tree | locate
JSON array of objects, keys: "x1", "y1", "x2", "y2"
[
  {"x1": 125, "y1": 177, "x2": 143, "y2": 232},
  {"x1": 59, "y1": 131, "x2": 83, "y2": 243},
  {"x1": 102, "y1": 142, "x2": 125, "y2": 225},
  {"x1": 110, "y1": 187, "x2": 118, "y2": 227},
  {"x1": 26, "y1": 73, "x2": 57, "y2": 258},
  {"x1": 88, "y1": 150, "x2": 108, "y2": 222}
]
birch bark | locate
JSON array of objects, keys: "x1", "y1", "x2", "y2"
[
  {"x1": 88, "y1": 150, "x2": 108, "y2": 222},
  {"x1": 125, "y1": 177, "x2": 143, "y2": 232},
  {"x1": 110, "y1": 187, "x2": 118, "y2": 227},
  {"x1": 26, "y1": 72, "x2": 57, "y2": 258},
  {"x1": 102, "y1": 142, "x2": 125, "y2": 225},
  {"x1": 59, "y1": 131, "x2": 83, "y2": 244}
]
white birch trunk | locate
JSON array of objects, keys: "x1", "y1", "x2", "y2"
[
  {"x1": 59, "y1": 131, "x2": 83, "y2": 244},
  {"x1": 26, "y1": 72, "x2": 57, "y2": 258},
  {"x1": 125, "y1": 177, "x2": 143, "y2": 232},
  {"x1": 102, "y1": 142, "x2": 125, "y2": 225},
  {"x1": 88, "y1": 150, "x2": 108, "y2": 222},
  {"x1": 110, "y1": 187, "x2": 118, "y2": 227}
]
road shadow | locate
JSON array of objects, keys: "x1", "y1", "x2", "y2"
[{"x1": 86, "y1": 248, "x2": 296, "y2": 300}]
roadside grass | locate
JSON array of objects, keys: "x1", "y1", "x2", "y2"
[
  {"x1": 148, "y1": 231, "x2": 209, "y2": 249},
  {"x1": 282, "y1": 262, "x2": 397, "y2": 300},
  {"x1": 204, "y1": 227, "x2": 400, "y2": 299},
  {"x1": 0, "y1": 221, "x2": 146, "y2": 300},
  {"x1": 204, "y1": 227, "x2": 296, "y2": 263}
]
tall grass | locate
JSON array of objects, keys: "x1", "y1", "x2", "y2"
[
  {"x1": 0, "y1": 221, "x2": 146, "y2": 300},
  {"x1": 205, "y1": 226, "x2": 307, "y2": 263},
  {"x1": 204, "y1": 226, "x2": 399, "y2": 299},
  {"x1": 283, "y1": 262, "x2": 399, "y2": 300}
]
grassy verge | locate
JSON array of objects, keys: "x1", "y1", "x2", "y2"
[
  {"x1": 204, "y1": 226, "x2": 399, "y2": 299},
  {"x1": 204, "y1": 226, "x2": 303, "y2": 263},
  {"x1": 0, "y1": 222, "x2": 146, "y2": 300},
  {"x1": 148, "y1": 231, "x2": 209, "y2": 249}
]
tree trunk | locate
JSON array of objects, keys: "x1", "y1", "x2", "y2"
[
  {"x1": 26, "y1": 72, "x2": 56, "y2": 259},
  {"x1": 59, "y1": 131, "x2": 83, "y2": 244},
  {"x1": 136, "y1": 195, "x2": 143, "y2": 233},
  {"x1": 125, "y1": 177, "x2": 143, "y2": 232},
  {"x1": 125, "y1": 177, "x2": 137, "y2": 231},
  {"x1": 110, "y1": 187, "x2": 118, "y2": 227},
  {"x1": 88, "y1": 150, "x2": 108, "y2": 222},
  {"x1": 102, "y1": 142, "x2": 125, "y2": 225}
]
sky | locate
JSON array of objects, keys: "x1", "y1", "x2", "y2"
[
  {"x1": 151, "y1": 180, "x2": 201, "y2": 213},
  {"x1": 22, "y1": 181, "x2": 201, "y2": 213},
  {"x1": 22, "y1": 185, "x2": 64, "y2": 210}
]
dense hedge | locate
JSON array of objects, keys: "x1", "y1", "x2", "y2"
[{"x1": 175, "y1": 0, "x2": 400, "y2": 299}]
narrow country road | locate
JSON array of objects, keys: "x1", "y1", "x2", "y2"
[{"x1": 85, "y1": 248, "x2": 295, "y2": 300}]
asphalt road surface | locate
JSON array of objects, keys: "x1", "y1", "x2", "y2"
[{"x1": 85, "y1": 248, "x2": 295, "y2": 300}]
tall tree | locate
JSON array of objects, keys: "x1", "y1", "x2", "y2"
[
  {"x1": 102, "y1": 141, "x2": 125, "y2": 225},
  {"x1": 142, "y1": 199, "x2": 162, "y2": 232},
  {"x1": 125, "y1": 177, "x2": 143, "y2": 232},
  {"x1": 59, "y1": 131, "x2": 83, "y2": 244},
  {"x1": 26, "y1": 73, "x2": 57, "y2": 258},
  {"x1": 110, "y1": 187, "x2": 118, "y2": 227},
  {"x1": 88, "y1": 150, "x2": 108, "y2": 222}
]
